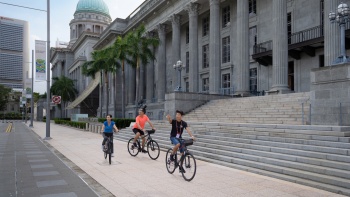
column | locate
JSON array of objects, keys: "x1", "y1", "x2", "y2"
[
  {"x1": 128, "y1": 65, "x2": 136, "y2": 105},
  {"x1": 236, "y1": 0, "x2": 250, "y2": 96},
  {"x1": 170, "y1": 14, "x2": 181, "y2": 90},
  {"x1": 187, "y1": 3, "x2": 200, "y2": 92},
  {"x1": 324, "y1": 0, "x2": 341, "y2": 66},
  {"x1": 139, "y1": 63, "x2": 145, "y2": 101},
  {"x1": 271, "y1": 0, "x2": 289, "y2": 93},
  {"x1": 209, "y1": 0, "x2": 221, "y2": 94},
  {"x1": 157, "y1": 24, "x2": 167, "y2": 102},
  {"x1": 146, "y1": 32, "x2": 155, "y2": 103}
]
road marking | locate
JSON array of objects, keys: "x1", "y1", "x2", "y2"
[
  {"x1": 36, "y1": 180, "x2": 67, "y2": 188},
  {"x1": 5, "y1": 123, "x2": 13, "y2": 132}
]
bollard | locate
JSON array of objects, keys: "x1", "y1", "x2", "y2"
[
  {"x1": 89, "y1": 124, "x2": 92, "y2": 132},
  {"x1": 86, "y1": 123, "x2": 89, "y2": 131}
]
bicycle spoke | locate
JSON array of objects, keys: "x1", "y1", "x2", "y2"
[
  {"x1": 147, "y1": 140, "x2": 160, "y2": 160},
  {"x1": 165, "y1": 149, "x2": 176, "y2": 174}
]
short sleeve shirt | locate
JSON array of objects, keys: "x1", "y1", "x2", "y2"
[
  {"x1": 170, "y1": 120, "x2": 188, "y2": 138},
  {"x1": 104, "y1": 121, "x2": 115, "y2": 133},
  {"x1": 133, "y1": 115, "x2": 150, "y2": 129}
]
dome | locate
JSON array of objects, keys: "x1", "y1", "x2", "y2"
[{"x1": 75, "y1": 0, "x2": 111, "y2": 19}]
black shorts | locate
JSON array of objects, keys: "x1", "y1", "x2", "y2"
[{"x1": 132, "y1": 128, "x2": 145, "y2": 135}]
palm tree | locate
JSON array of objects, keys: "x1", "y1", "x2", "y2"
[
  {"x1": 51, "y1": 76, "x2": 78, "y2": 118},
  {"x1": 126, "y1": 25, "x2": 159, "y2": 106},
  {"x1": 82, "y1": 47, "x2": 118, "y2": 117},
  {"x1": 111, "y1": 36, "x2": 130, "y2": 118}
]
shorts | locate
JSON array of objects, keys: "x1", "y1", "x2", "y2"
[
  {"x1": 133, "y1": 128, "x2": 145, "y2": 136},
  {"x1": 170, "y1": 137, "x2": 184, "y2": 153}
]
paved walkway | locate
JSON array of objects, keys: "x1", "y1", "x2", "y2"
[
  {"x1": 0, "y1": 122, "x2": 98, "y2": 197},
  {"x1": 26, "y1": 122, "x2": 345, "y2": 197}
]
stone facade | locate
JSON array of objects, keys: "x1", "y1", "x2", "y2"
[{"x1": 51, "y1": 0, "x2": 350, "y2": 121}]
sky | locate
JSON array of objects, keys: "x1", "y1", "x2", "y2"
[{"x1": 0, "y1": 0, "x2": 144, "y2": 93}]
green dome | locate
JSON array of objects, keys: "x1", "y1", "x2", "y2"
[{"x1": 75, "y1": 0, "x2": 111, "y2": 18}]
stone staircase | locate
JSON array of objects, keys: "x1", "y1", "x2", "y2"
[
  {"x1": 116, "y1": 121, "x2": 350, "y2": 196},
  {"x1": 184, "y1": 92, "x2": 310, "y2": 125}
]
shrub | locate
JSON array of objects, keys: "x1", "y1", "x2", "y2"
[
  {"x1": 54, "y1": 119, "x2": 86, "y2": 130},
  {"x1": 98, "y1": 118, "x2": 135, "y2": 128}
]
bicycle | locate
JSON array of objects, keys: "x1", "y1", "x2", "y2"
[
  {"x1": 165, "y1": 138, "x2": 197, "y2": 181},
  {"x1": 127, "y1": 129, "x2": 160, "y2": 160},
  {"x1": 103, "y1": 135, "x2": 113, "y2": 165}
]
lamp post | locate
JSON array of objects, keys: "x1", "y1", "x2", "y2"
[
  {"x1": 329, "y1": 2, "x2": 350, "y2": 64},
  {"x1": 173, "y1": 60, "x2": 184, "y2": 92}
]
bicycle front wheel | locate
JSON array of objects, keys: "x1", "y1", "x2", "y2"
[
  {"x1": 147, "y1": 140, "x2": 160, "y2": 160},
  {"x1": 180, "y1": 152, "x2": 196, "y2": 181},
  {"x1": 127, "y1": 138, "x2": 139, "y2": 157},
  {"x1": 165, "y1": 148, "x2": 176, "y2": 174}
]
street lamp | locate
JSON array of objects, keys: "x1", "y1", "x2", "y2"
[
  {"x1": 329, "y1": 2, "x2": 350, "y2": 64},
  {"x1": 173, "y1": 60, "x2": 184, "y2": 92}
]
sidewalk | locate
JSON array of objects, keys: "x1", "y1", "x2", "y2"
[{"x1": 27, "y1": 122, "x2": 345, "y2": 197}]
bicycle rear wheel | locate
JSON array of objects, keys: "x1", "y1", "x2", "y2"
[
  {"x1": 127, "y1": 138, "x2": 139, "y2": 157},
  {"x1": 165, "y1": 149, "x2": 176, "y2": 174},
  {"x1": 147, "y1": 140, "x2": 160, "y2": 160},
  {"x1": 108, "y1": 142, "x2": 112, "y2": 165},
  {"x1": 180, "y1": 152, "x2": 196, "y2": 181}
]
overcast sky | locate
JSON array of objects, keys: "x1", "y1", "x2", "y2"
[{"x1": 0, "y1": 0, "x2": 144, "y2": 93}]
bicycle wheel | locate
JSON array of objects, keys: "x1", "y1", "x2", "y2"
[
  {"x1": 147, "y1": 140, "x2": 160, "y2": 160},
  {"x1": 104, "y1": 143, "x2": 107, "y2": 159},
  {"x1": 127, "y1": 138, "x2": 139, "y2": 157},
  {"x1": 180, "y1": 152, "x2": 196, "y2": 181},
  {"x1": 165, "y1": 149, "x2": 176, "y2": 174},
  {"x1": 108, "y1": 142, "x2": 112, "y2": 165}
]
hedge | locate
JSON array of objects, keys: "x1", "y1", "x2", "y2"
[
  {"x1": 98, "y1": 118, "x2": 135, "y2": 129},
  {"x1": 0, "y1": 113, "x2": 24, "y2": 120},
  {"x1": 54, "y1": 119, "x2": 86, "y2": 130}
]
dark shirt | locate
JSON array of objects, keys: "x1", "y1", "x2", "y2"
[{"x1": 170, "y1": 119, "x2": 187, "y2": 138}]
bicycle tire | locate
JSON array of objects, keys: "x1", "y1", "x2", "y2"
[
  {"x1": 180, "y1": 152, "x2": 196, "y2": 182},
  {"x1": 127, "y1": 138, "x2": 139, "y2": 157},
  {"x1": 165, "y1": 148, "x2": 176, "y2": 174},
  {"x1": 147, "y1": 140, "x2": 160, "y2": 160},
  {"x1": 108, "y1": 142, "x2": 112, "y2": 164}
]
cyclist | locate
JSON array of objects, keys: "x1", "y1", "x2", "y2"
[
  {"x1": 132, "y1": 105, "x2": 156, "y2": 153},
  {"x1": 166, "y1": 110, "x2": 195, "y2": 165},
  {"x1": 101, "y1": 114, "x2": 119, "y2": 156}
]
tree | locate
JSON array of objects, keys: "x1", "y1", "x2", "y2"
[
  {"x1": 0, "y1": 84, "x2": 11, "y2": 111},
  {"x1": 51, "y1": 76, "x2": 78, "y2": 118},
  {"x1": 33, "y1": 92, "x2": 40, "y2": 103},
  {"x1": 112, "y1": 36, "x2": 130, "y2": 118},
  {"x1": 82, "y1": 47, "x2": 119, "y2": 117},
  {"x1": 126, "y1": 25, "x2": 159, "y2": 106}
]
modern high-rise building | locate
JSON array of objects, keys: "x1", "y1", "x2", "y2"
[{"x1": 0, "y1": 16, "x2": 29, "y2": 90}]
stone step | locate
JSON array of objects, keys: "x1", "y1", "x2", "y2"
[{"x1": 191, "y1": 148, "x2": 350, "y2": 189}]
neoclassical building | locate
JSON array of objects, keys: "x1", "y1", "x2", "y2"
[{"x1": 51, "y1": 0, "x2": 349, "y2": 119}]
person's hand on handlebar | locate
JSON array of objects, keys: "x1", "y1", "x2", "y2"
[{"x1": 191, "y1": 135, "x2": 196, "y2": 141}]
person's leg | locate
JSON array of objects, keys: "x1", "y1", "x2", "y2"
[
  {"x1": 133, "y1": 131, "x2": 140, "y2": 144},
  {"x1": 141, "y1": 136, "x2": 146, "y2": 150},
  {"x1": 102, "y1": 132, "x2": 107, "y2": 145}
]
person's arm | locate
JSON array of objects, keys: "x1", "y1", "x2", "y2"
[
  {"x1": 185, "y1": 127, "x2": 195, "y2": 140},
  {"x1": 101, "y1": 124, "x2": 105, "y2": 135},
  {"x1": 147, "y1": 120, "x2": 155, "y2": 130},
  {"x1": 166, "y1": 115, "x2": 172, "y2": 124},
  {"x1": 113, "y1": 124, "x2": 119, "y2": 133}
]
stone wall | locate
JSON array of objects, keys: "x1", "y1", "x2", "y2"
[
  {"x1": 310, "y1": 63, "x2": 350, "y2": 126},
  {"x1": 165, "y1": 92, "x2": 231, "y2": 118}
]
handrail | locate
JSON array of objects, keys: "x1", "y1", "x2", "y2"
[{"x1": 288, "y1": 25, "x2": 323, "y2": 45}]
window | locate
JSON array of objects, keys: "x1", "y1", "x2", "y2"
[
  {"x1": 186, "y1": 26, "x2": 189, "y2": 44},
  {"x1": 186, "y1": 82, "x2": 189, "y2": 92},
  {"x1": 147, "y1": 112, "x2": 153, "y2": 119},
  {"x1": 319, "y1": 55, "x2": 325, "y2": 68},
  {"x1": 249, "y1": 26, "x2": 257, "y2": 56},
  {"x1": 249, "y1": 0, "x2": 257, "y2": 15},
  {"x1": 203, "y1": 44, "x2": 209, "y2": 68},
  {"x1": 288, "y1": 61, "x2": 294, "y2": 91},
  {"x1": 222, "y1": 36, "x2": 230, "y2": 63},
  {"x1": 202, "y1": 16, "x2": 209, "y2": 37},
  {"x1": 222, "y1": 6, "x2": 230, "y2": 28},
  {"x1": 186, "y1": 52, "x2": 189, "y2": 73},
  {"x1": 202, "y1": 78, "x2": 209, "y2": 92},
  {"x1": 287, "y1": 12, "x2": 292, "y2": 44},
  {"x1": 128, "y1": 113, "x2": 133, "y2": 118},
  {"x1": 250, "y1": 68, "x2": 257, "y2": 93},
  {"x1": 222, "y1": 74, "x2": 230, "y2": 88}
]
